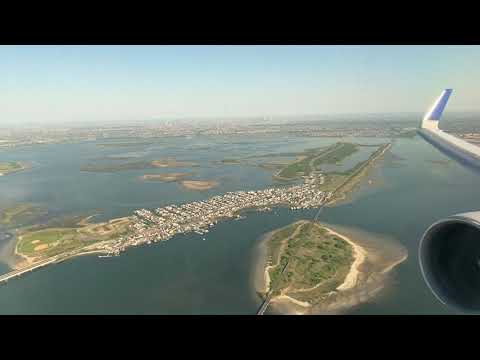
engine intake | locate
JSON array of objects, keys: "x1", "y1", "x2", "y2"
[{"x1": 419, "y1": 211, "x2": 480, "y2": 312}]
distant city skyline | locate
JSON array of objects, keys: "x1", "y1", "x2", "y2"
[{"x1": 2, "y1": 45, "x2": 480, "y2": 124}]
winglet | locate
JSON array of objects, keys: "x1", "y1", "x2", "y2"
[{"x1": 421, "y1": 89, "x2": 453, "y2": 130}]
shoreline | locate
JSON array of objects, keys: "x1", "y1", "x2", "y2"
[
  {"x1": 262, "y1": 222, "x2": 368, "y2": 308},
  {"x1": 141, "y1": 172, "x2": 192, "y2": 182},
  {"x1": 272, "y1": 295, "x2": 311, "y2": 308},
  {"x1": 257, "y1": 220, "x2": 408, "y2": 315},
  {"x1": 381, "y1": 251, "x2": 408, "y2": 274},
  {"x1": 179, "y1": 180, "x2": 219, "y2": 191},
  {"x1": 10, "y1": 246, "x2": 110, "y2": 272},
  {"x1": 324, "y1": 225, "x2": 366, "y2": 291},
  {"x1": 1, "y1": 143, "x2": 393, "y2": 289},
  {"x1": 257, "y1": 220, "x2": 308, "y2": 295},
  {"x1": 6, "y1": 213, "x2": 125, "y2": 271}
]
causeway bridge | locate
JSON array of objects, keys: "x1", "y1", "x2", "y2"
[
  {"x1": 256, "y1": 260, "x2": 289, "y2": 315},
  {"x1": 0, "y1": 248, "x2": 107, "y2": 286},
  {"x1": 0, "y1": 257, "x2": 59, "y2": 285}
]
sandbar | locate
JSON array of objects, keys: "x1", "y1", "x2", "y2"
[
  {"x1": 142, "y1": 173, "x2": 192, "y2": 182},
  {"x1": 179, "y1": 180, "x2": 219, "y2": 191}
]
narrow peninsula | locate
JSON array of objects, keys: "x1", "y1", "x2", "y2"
[{"x1": 1, "y1": 141, "x2": 392, "y2": 289}]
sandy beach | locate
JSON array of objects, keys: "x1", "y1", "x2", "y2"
[
  {"x1": 256, "y1": 220, "x2": 407, "y2": 314},
  {"x1": 272, "y1": 295, "x2": 311, "y2": 308},
  {"x1": 324, "y1": 226, "x2": 367, "y2": 291},
  {"x1": 180, "y1": 180, "x2": 219, "y2": 191},
  {"x1": 151, "y1": 159, "x2": 198, "y2": 168},
  {"x1": 381, "y1": 251, "x2": 408, "y2": 274},
  {"x1": 260, "y1": 221, "x2": 366, "y2": 307},
  {"x1": 142, "y1": 173, "x2": 191, "y2": 182}
]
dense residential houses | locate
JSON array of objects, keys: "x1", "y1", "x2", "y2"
[{"x1": 103, "y1": 173, "x2": 332, "y2": 255}]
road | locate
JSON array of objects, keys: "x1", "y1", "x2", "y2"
[
  {"x1": 0, "y1": 256, "x2": 59, "y2": 284},
  {"x1": 256, "y1": 260, "x2": 289, "y2": 315},
  {"x1": 0, "y1": 248, "x2": 107, "y2": 285}
]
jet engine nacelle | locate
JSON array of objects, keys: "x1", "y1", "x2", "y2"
[{"x1": 419, "y1": 211, "x2": 480, "y2": 312}]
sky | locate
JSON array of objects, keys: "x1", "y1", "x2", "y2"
[{"x1": 2, "y1": 45, "x2": 480, "y2": 124}]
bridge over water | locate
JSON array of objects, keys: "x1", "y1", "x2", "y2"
[
  {"x1": 256, "y1": 260, "x2": 289, "y2": 315},
  {"x1": 0, "y1": 257, "x2": 58, "y2": 285}
]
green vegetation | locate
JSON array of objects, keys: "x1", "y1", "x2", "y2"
[
  {"x1": 247, "y1": 151, "x2": 308, "y2": 159},
  {"x1": 265, "y1": 221, "x2": 354, "y2": 303},
  {"x1": 0, "y1": 161, "x2": 25, "y2": 175},
  {"x1": 275, "y1": 142, "x2": 359, "y2": 180},
  {"x1": 258, "y1": 163, "x2": 285, "y2": 171},
  {"x1": 319, "y1": 174, "x2": 349, "y2": 192},
  {"x1": 17, "y1": 228, "x2": 79, "y2": 256},
  {"x1": 312, "y1": 142, "x2": 357, "y2": 167},
  {"x1": 324, "y1": 143, "x2": 390, "y2": 200},
  {"x1": 16, "y1": 216, "x2": 132, "y2": 260},
  {"x1": 265, "y1": 224, "x2": 299, "y2": 266},
  {"x1": 0, "y1": 204, "x2": 47, "y2": 227}
]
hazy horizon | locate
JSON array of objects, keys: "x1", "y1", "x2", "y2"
[
  {"x1": 3, "y1": 45, "x2": 480, "y2": 125},
  {"x1": 3, "y1": 110, "x2": 480, "y2": 129}
]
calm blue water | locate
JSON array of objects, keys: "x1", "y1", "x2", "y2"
[
  {"x1": 0, "y1": 134, "x2": 478, "y2": 314},
  {"x1": 319, "y1": 146, "x2": 378, "y2": 173}
]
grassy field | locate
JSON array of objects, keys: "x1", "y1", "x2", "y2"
[
  {"x1": 275, "y1": 142, "x2": 359, "y2": 180},
  {"x1": 265, "y1": 223, "x2": 299, "y2": 267},
  {"x1": 0, "y1": 161, "x2": 25, "y2": 175},
  {"x1": 325, "y1": 143, "x2": 391, "y2": 200},
  {"x1": 17, "y1": 228, "x2": 78, "y2": 255},
  {"x1": 16, "y1": 216, "x2": 132, "y2": 259},
  {"x1": 266, "y1": 221, "x2": 354, "y2": 303},
  {"x1": 312, "y1": 142, "x2": 357, "y2": 167}
]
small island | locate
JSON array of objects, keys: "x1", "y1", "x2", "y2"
[
  {"x1": 218, "y1": 159, "x2": 242, "y2": 164},
  {"x1": 1, "y1": 141, "x2": 393, "y2": 288},
  {"x1": 151, "y1": 158, "x2": 198, "y2": 168},
  {"x1": 179, "y1": 180, "x2": 219, "y2": 191},
  {"x1": 274, "y1": 142, "x2": 359, "y2": 181},
  {"x1": 81, "y1": 158, "x2": 198, "y2": 172},
  {"x1": 0, "y1": 161, "x2": 27, "y2": 176},
  {"x1": 261, "y1": 221, "x2": 361, "y2": 308},
  {"x1": 257, "y1": 219, "x2": 408, "y2": 314},
  {"x1": 141, "y1": 173, "x2": 192, "y2": 182}
]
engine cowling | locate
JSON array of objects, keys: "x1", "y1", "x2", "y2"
[{"x1": 419, "y1": 211, "x2": 480, "y2": 312}]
